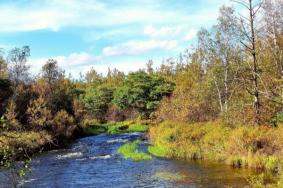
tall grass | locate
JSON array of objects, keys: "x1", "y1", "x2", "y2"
[{"x1": 148, "y1": 121, "x2": 283, "y2": 171}]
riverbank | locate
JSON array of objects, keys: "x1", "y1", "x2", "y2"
[
  {"x1": 0, "y1": 120, "x2": 149, "y2": 168},
  {"x1": 1, "y1": 131, "x2": 254, "y2": 188},
  {"x1": 148, "y1": 121, "x2": 283, "y2": 186}
]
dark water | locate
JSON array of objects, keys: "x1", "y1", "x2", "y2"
[{"x1": 1, "y1": 133, "x2": 254, "y2": 188}]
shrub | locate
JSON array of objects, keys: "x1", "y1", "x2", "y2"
[
  {"x1": 53, "y1": 110, "x2": 76, "y2": 138},
  {"x1": 4, "y1": 101, "x2": 21, "y2": 130},
  {"x1": 27, "y1": 96, "x2": 52, "y2": 129}
]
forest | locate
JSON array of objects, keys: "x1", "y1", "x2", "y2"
[{"x1": 1, "y1": 0, "x2": 283, "y2": 187}]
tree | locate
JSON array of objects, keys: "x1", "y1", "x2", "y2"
[
  {"x1": 146, "y1": 60, "x2": 154, "y2": 74},
  {"x1": 41, "y1": 59, "x2": 64, "y2": 85},
  {"x1": 85, "y1": 68, "x2": 103, "y2": 86},
  {"x1": 113, "y1": 71, "x2": 175, "y2": 118},
  {"x1": 262, "y1": 0, "x2": 283, "y2": 102},
  {"x1": 82, "y1": 85, "x2": 114, "y2": 121},
  {"x1": 27, "y1": 96, "x2": 52, "y2": 129},
  {"x1": 0, "y1": 51, "x2": 7, "y2": 79},
  {"x1": 235, "y1": 0, "x2": 263, "y2": 124},
  {"x1": 0, "y1": 79, "x2": 13, "y2": 117},
  {"x1": 105, "y1": 68, "x2": 125, "y2": 87},
  {"x1": 198, "y1": 6, "x2": 243, "y2": 114},
  {"x1": 7, "y1": 46, "x2": 31, "y2": 85},
  {"x1": 4, "y1": 101, "x2": 21, "y2": 130}
]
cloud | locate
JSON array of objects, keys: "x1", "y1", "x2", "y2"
[
  {"x1": 102, "y1": 40, "x2": 178, "y2": 56},
  {"x1": 184, "y1": 29, "x2": 198, "y2": 41},
  {"x1": 27, "y1": 52, "x2": 101, "y2": 76},
  {"x1": 144, "y1": 25, "x2": 183, "y2": 38},
  {"x1": 27, "y1": 51, "x2": 152, "y2": 78},
  {"x1": 0, "y1": 0, "x2": 232, "y2": 32}
]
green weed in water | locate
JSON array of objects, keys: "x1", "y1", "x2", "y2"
[{"x1": 118, "y1": 141, "x2": 152, "y2": 161}]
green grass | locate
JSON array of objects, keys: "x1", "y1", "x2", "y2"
[
  {"x1": 148, "y1": 145, "x2": 168, "y2": 157},
  {"x1": 118, "y1": 141, "x2": 152, "y2": 161},
  {"x1": 82, "y1": 120, "x2": 149, "y2": 135},
  {"x1": 105, "y1": 121, "x2": 148, "y2": 135}
]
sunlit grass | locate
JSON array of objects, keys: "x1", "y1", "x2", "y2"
[{"x1": 118, "y1": 140, "x2": 152, "y2": 161}]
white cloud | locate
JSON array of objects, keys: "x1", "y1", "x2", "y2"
[
  {"x1": 184, "y1": 29, "x2": 198, "y2": 41},
  {"x1": 144, "y1": 25, "x2": 183, "y2": 38},
  {"x1": 102, "y1": 40, "x2": 178, "y2": 56},
  {"x1": 27, "y1": 51, "x2": 153, "y2": 78},
  {"x1": 0, "y1": 0, "x2": 233, "y2": 32},
  {"x1": 27, "y1": 52, "x2": 101, "y2": 76}
]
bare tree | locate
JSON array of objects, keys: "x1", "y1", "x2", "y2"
[
  {"x1": 7, "y1": 46, "x2": 31, "y2": 85},
  {"x1": 234, "y1": 0, "x2": 263, "y2": 125}
]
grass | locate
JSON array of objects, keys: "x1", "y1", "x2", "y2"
[
  {"x1": 118, "y1": 140, "x2": 152, "y2": 161},
  {"x1": 106, "y1": 121, "x2": 148, "y2": 135},
  {"x1": 81, "y1": 120, "x2": 149, "y2": 135},
  {"x1": 148, "y1": 121, "x2": 283, "y2": 172}
]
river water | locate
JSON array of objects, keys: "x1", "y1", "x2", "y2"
[{"x1": 1, "y1": 133, "x2": 254, "y2": 188}]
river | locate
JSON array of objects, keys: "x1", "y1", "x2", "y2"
[{"x1": 0, "y1": 132, "x2": 254, "y2": 188}]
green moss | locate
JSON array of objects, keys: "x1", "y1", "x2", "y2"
[{"x1": 118, "y1": 141, "x2": 152, "y2": 161}]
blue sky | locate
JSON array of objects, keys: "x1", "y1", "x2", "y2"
[{"x1": 0, "y1": 0, "x2": 233, "y2": 77}]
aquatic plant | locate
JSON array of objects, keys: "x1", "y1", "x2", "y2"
[{"x1": 118, "y1": 140, "x2": 152, "y2": 161}]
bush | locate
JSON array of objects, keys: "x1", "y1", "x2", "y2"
[
  {"x1": 4, "y1": 101, "x2": 21, "y2": 130},
  {"x1": 53, "y1": 110, "x2": 76, "y2": 138},
  {"x1": 27, "y1": 96, "x2": 52, "y2": 129}
]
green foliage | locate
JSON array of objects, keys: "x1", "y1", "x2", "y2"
[
  {"x1": 113, "y1": 71, "x2": 175, "y2": 118},
  {"x1": 18, "y1": 158, "x2": 32, "y2": 178},
  {"x1": 118, "y1": 141, "x2": 152, "y2": 161},
  {"x1": 0, "y1": 116, "x2": 8, "y2": 131},
  {"x1": 82, "y1": 85, "x2": 114, "y2": 121},
  {"x1": 271, "y1": 112, "x2": 283, "y2": 127}
]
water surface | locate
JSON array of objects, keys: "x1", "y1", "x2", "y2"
[{"x1": 1, "y1": 133, "x2": 254, "y2": 187}]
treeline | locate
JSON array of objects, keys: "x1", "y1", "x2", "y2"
[
  {"x1": 0, "y1": 47, "x2": 175, "y2": 137},
  {"x1": 1, "y1": 0, "x2": 283, "y2": 135}
]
